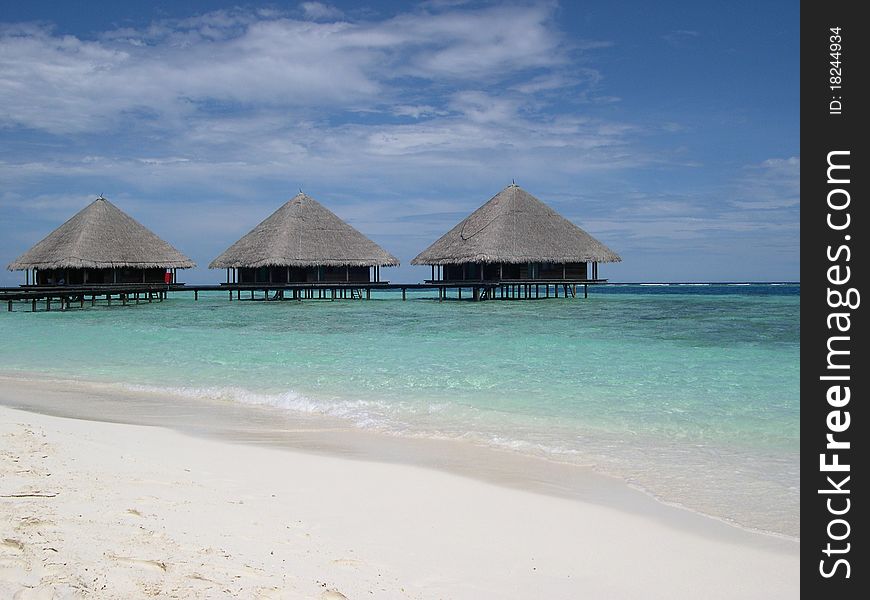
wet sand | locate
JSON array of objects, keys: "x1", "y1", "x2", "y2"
[{"x1": 0, "y1": 376, "x2": 798, "y2": 598}]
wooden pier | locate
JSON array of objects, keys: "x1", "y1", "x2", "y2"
[
  {"x1": 0, "y1": 283, "x2": 173, "y2": 312},
  {"x1": 1, "y1": 279, "x2": 607, "y2": 312}
]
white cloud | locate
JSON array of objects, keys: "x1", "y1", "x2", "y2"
[
  {"x1": 662, "y1": 30, "x2": 700, "y2": 47},
  {"x1": 511, "y1": 72, "x2": 588, "y2": 94},
  {"x1": 731, "y1": 157, "x2": 800, "y2": 209},
  {"x1": 392, "y1": 104, "x2": 444, "y2": 119},
  {"x1": 0, "y1": 5, "x2": 576, "y2": 134},
  {"x1": 299, "y1": 2, "x2": 344, "y2": 21},
  {"x1": 0, "y1": 4, "x2": 641, "y2": 186},
  {"x1": 448, "y1": 91, "x2": 521, "y2": 124}
]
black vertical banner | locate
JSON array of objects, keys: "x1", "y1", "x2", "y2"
[{"x1": 802, "y1": 1, "x2": 867, "y2": 597}]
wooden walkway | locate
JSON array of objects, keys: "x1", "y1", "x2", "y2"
[{"x1": 0, "y1": 279, "x2": 607, "y2": 312}]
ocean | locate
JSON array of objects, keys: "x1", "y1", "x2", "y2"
[{"x1": 0, "y1": 283, "x2": 800, "y2": 538}]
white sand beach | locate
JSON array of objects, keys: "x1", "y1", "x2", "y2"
[{"x1": 1, "y1": 390, "x2": 798, "y2": 599}]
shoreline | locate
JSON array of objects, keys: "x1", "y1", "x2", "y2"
[
  {"x1": 0, "y1": 373, "x2": 798, "y2": 545},
  {"x1": 1, "y1": 400, "x2": 798, "y2": 599}
]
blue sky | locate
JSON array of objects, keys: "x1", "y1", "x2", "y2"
[{"x1": 0, "y1": 1, "x2": 799, "y2": 283}]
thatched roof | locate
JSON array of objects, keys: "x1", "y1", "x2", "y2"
[
  {"x1": 209, "y1": 193, "x2": 399, "y2": 269},
  {"x1": 7, "y1": 197, "x2": 195, "y2": 271},
  {"x1": 411, "y1": 184, "x2": 621, "y2": 266}
]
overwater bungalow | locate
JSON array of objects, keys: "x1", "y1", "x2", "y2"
[
  {"x1": 412, "y1": 184, "x2": 620, "y2": 283},
  {"x1": 209, "y1": 193, "x2": 399, "y2": 284},
  {"x1": 7, "y1": 197, "x2": 195, "y2": 286}
]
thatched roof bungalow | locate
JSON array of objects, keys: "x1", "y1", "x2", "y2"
[
  {"x1": 7, "y1": 197, "x2": 195, "y2": 286},
  {"x1": 412, "y1": 184, "x2": 620, "y2": 282},
  {"x1": 210, "y1": 193, "x2": 399, "y2": 284}
]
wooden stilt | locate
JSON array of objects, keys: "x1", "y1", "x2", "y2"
[
  {"x1": 7, "y1": 300, "x2": 12, "y2": 312},
  {"x1": 195, "y1": 290, "x2": 199, "y2": 301},
  {"x1": 32, "y1": 299, "x2": 36, "y2": 312},
  {"x1": 584, "y1": 284, "x2": 588, "y2": 298},
  {"x1": 402, "y1": 288, "x2": 406, "y2": 300}
]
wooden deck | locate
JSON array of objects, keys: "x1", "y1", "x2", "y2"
[
  {"x1": 0, "y1": 279, "x2": 607, "y2": 312},
  {"x1": 0, "y1": 283, "x2": 174, "y2": 312}
]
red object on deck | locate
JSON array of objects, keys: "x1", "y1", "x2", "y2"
[{"x1": 164, "y1": 271, "x2": 172, "y2": 284}]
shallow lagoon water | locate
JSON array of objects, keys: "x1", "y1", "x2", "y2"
[{"x1": 0, "y1": 283, "x2": 800, "y2": 537}]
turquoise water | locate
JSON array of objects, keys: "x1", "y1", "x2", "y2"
[{"x1": 0, "y1": 284, "x2": 800, "y2": 537}]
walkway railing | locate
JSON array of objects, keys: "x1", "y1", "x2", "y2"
[{"x1": 1, "y1": 279, "x2": 608, "y2": 311}]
